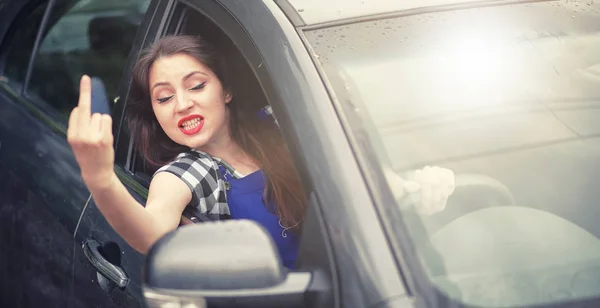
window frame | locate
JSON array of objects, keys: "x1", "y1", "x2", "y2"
[
  {"x1": 0, "y1": 0, "x2": 49, "y2": 91},
  {"x1": 0, "y1": 0, "x2": 74, "y2": 134},
  {"x1": 216, "y1": 1, "x2": 411, "y2": 307},
  {"x1": 11, "y1": 0, "x2": 90, "y2": 124},
  {"x1": 0, "y1": 0, "x2": 154, "y2": 135}
]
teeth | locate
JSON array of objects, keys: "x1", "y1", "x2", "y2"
[{"x1": 182, "y1": 118, "x2": 201, "y2": 130}]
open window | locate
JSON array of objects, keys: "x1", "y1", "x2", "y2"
[
  {"x1": 122, "y1": 4, "x2": 335, "y2": 306},
  {"x1": 127, "y1": 4, "x2": 300, "y2": 225},
  {"x1": 129, "y1": 5, "x2": 274, "y2": 183}
]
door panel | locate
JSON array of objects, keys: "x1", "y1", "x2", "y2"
[
  {"x1": 71, "y1": 179, "x2": 147, "y2": 308},
  {"x1": 0, "y1": 174, "x2": 74, "y2": 307},
  {"x1": 0, "y1": 3, "x2": 89, "y2": 307},
  {"x1": 0, "y1": 85, "x2": 88, "y2": 307}
]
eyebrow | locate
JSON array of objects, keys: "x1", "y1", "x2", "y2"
[{"x1": 151, "y1": 71, "x2": 209, "y2": 92}]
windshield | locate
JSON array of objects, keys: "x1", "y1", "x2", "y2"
[{"x1": 305, "y1": 0, "x2": 600, "y2": 307}]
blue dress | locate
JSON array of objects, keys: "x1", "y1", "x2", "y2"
[{"x1": 219, "y1": 165, "x2": 299, "y2": 269}]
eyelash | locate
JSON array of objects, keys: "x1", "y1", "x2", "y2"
[
  {"x1": 157, "y1": 95, "x2": 173, "y2": 103},
  {"x1": 190, "y1": 82, "x2": 206, "y2": 91},
  {"x1": 156, "y1": 82, "x2": 207, "y2": 103}
]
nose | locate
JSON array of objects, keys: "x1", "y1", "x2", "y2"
[{"x1": 175, "y1": 93, "x2": 194, "y2": 113}]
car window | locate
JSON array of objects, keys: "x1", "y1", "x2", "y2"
[
  {"x1": 27, "y1": 0, "x2": 150, "y2": 118},
  {"x1": 306, "y1": 1, "x2": 600, "y2": 307},
  {"x1": 2, "y1": 3, "x2": 48, "y2": 88}
]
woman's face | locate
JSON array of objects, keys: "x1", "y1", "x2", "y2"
[{"x1": 149, "y1": 53, "x2": 232, "y2": 151}]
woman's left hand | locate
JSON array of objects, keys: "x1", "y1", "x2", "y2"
[{"x1": 384, "y1": 166, "x2": 456, "y2": 215}]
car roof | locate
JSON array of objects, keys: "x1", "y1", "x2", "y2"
[{"x1": 281, "y1": 0, "x2": 546, "y2": 26}]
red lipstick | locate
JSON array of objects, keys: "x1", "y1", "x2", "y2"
[{"x1": 177, "y1": 114, "x2": 204, "y2": 135}]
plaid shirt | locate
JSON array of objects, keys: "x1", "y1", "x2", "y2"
[{"x1": 154, "y1": 150, "x2": 244, "y2": 222}]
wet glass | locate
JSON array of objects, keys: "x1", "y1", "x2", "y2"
[{"x1": 306, "y1": 1, "x2": 600, "y2": 306}]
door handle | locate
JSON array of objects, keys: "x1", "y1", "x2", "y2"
[{"x1": 83, "y1": 240, "x2": 129, "y2": 288}]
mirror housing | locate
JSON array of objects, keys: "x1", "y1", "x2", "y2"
[{"x1": 142, "y1": 220, "x2": 310, "y2": 308}]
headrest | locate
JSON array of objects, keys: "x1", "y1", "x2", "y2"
[{"x1": 88, "y1": 16, "x2": 137, "y2": 55}]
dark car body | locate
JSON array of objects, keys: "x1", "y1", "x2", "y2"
[{"x1": 1, "y1": 0, "x2": 600, "y2": 307}]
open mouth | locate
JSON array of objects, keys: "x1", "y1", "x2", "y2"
[{"x1": 178, "y1": 115, "x2": 204, "y2": 135}]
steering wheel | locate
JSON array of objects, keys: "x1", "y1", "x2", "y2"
[
  {"x1": 398, "y1": 175, "x2": 600, "y2": 307},
  {"x1": 428, "y1": 206, "x2": 600, "y2": 307},
  {"x1": 395, "y1": 173, "x2": 517, "y2": 279},
  {"x1": 399, "y1": 173, "x2": 516, "y2": 236}
]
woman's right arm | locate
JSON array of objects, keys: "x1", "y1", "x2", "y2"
[
  {"x1": 87, "y1": 172, "x2": 190, "y2": 254},
  {"x1": 67, "y1": 75, "x2": 189, "y2": 254}
]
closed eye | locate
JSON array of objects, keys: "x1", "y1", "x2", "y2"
[
  {"x1": 190, "y1": 82, "x2": 206, "y2": 91},
  {"x1": 157, "y1": 95, "x2": 174, "y2": 103}
]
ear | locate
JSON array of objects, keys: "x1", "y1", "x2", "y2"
[{"x1": 224, "y1": 90, "x2": 233, "y2": 104}]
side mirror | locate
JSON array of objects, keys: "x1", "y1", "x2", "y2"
[{"x1": 142, "y1": 220, "x2": 311, "y2": 308}]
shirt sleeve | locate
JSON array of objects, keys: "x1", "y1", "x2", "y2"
[{"x1": 153, "y1": 152, "x2": 221, "y2": 213}]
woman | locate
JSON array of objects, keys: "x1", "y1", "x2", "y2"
[{"x1": 66, "y1": 35, "x2": 454, "y2": 268}]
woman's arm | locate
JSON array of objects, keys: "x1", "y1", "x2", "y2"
[
  {"x1": 89, "y1": 172, "x2": 190, "y2": 254},
  {"x1": 68, "y1": 75, "x2": 189, "y2": 254}
]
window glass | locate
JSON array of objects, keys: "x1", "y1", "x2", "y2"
[
  {"x1": 306, "y1": 1, "x2": 600, "y2": 307},
  {"x1": 2, "y1": 3, "x2": 48, "y2": 87},
  {"x1": 28, "y1": 0, "x2": 151, "y2": 117}
]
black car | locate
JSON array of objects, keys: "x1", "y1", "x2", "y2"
[{"x1": 2, "y1": 0, "x2": 600, "y2": 307}]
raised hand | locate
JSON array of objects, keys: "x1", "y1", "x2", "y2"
[{"x1": 67, "y1": 75, "x2": 115, "y2": 191}]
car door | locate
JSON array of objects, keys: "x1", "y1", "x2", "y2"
[
  {"x1": 74, "y1": 0, "x2": 346, "y2": 307},
  {"x1": 0, "y1": 0, "x2": 154, "y2": 307},
  {"x1": 0, "y1": 1, "x2": 89, "y2": 307}
]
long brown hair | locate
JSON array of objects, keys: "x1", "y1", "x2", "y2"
[{"x1": 127, "y1": 35, "x2": 306, "y2": 231}]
